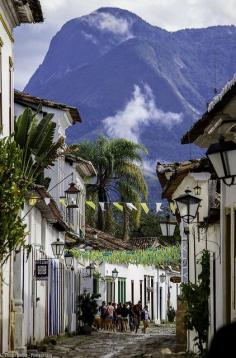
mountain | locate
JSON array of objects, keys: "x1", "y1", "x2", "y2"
[{"x1": 24, "y1": 7, "x2": 236, "y2": 199}]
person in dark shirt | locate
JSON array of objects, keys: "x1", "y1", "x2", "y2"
[
  {"x1": 207, "y1": 321, "x2": 236, "y2": 357},
  {"x1": 121, "y1": 303, "x2": 129, "y2": 332}
]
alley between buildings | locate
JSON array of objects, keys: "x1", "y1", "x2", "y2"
[{"x1": 41, "y1": 324, "x2": 183, "y2": 358}]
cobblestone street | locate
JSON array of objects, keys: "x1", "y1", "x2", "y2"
[{"x1": 44, "y1": 324, "x2": 185, "y2": 358}]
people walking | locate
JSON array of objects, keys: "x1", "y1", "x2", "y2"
[
  {"x1": 132, "y1": 300, "x2": 142, "y2": 333},
  {"x1": 141, "y1": 305, "x2": 150, "y2": 334}
]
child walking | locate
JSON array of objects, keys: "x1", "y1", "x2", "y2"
[{"x1": 141, "y1": 305, "x2": 150, "y2": 334}]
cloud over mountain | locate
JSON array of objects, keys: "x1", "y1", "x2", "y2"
[{"x1": 103, "y1": 85, "x2": 182, "y2": 142}]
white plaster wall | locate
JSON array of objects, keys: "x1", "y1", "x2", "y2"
[
  {"x1": 0, "y1": 7, "x2": 14, "y2": 353},
  {"x1": 0, "y1": 5, "x2": 13, "y2": 138}
]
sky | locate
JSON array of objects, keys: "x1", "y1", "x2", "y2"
[{"x1": 14, "y1": 0, "x2": 236, "y2": 90}]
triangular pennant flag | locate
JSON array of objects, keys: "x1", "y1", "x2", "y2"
[
  {"x1": 170, "y1": 201, "x2": 177, "y2": 214},
  {"x1": 127, "y1": 203, "x2": 137, "y2": 211},
  {"x1": 44, "y1": 198, "x2": 50, "y2": 205},
  {"x1": 141, "y1": 203, "x2": 149, "y2": 214},
  {"x1": 113, "y1": 202, "x2": 123, "y2": 211},
  {"x1": 99, "y1": 202, "x2": 105, "y2": 211},
  {"x1": 156, "y1": 202, "x2": 162, "y2": 213},
  {"x1": 59, "y1": 198, "x2": 66, "y2": 207},
  {"x1": 86, "y1": 201, "x2": 96, "y2": 210}
]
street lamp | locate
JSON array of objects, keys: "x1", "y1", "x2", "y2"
[
  {"x1": 160, "y1": 273, "x2": 166, "y2": 283},
  {"x1": 85, "y1": 262, "x2": 96, "y2": 278},
  {"x1": 112, "y1": 268, "x2": 119, "y2": 280},
  {"x1": 65, "y1": 182, "x2": 80, "y2": 208},
  {"x1": 64, "y1": 252, "x2": 74, "y2": 270},
  {"x1": 175, "y1": 189, "x2": 201, "y2": 224},
  {"x1": 193, "y1": 182, "x2": 201, "y2": 196},
  {"x1": 51, "y1": 238, "x2": 65, "y2": 259},
  {"x1": 160, "y1": 215, "x2": 176, "y2": 237},
  {"x1": 206, "y1": 137, "x2": 236, "y2": 186}
]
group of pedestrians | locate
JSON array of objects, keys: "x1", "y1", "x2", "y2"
[{"x1": 94, "y1": 301, "x2": 150, "y2": 334}]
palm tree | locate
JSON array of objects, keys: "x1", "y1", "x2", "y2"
[
  {"x1": 74, "y1": 136, "x2": 148, "y2": 237},
  {"x1": 14, "y1": 107, "x2": 64, "y2": 187}
]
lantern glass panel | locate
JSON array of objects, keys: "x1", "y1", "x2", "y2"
[
  {"x1": 168, "y1": 222, "x2": 176, "y2": 236},
  {"x1": 208, "y1": 152, "x2": 225, "y2": 178},
  {"x1": 65, "y1": 182, "x2": 80, "y2": 208},
  {"x1": 112, "y1": 268, "x2": 118, "y2": 280},
  {"x1": 160, "y1": 222, "x2": 168, "y2": 236},
  {"x1": 225, "y1": 149, "x2": 236, "y2": 177}
]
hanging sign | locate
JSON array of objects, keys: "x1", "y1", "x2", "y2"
[
  {"x1": 35, "y1": 260, "x2": 48, "y2": 280},
  {"x1": 170, "y1": 276, "x2": 181, "y2": 283}
]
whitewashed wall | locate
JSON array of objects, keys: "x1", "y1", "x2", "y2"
[
  {"x1": 79, "y1": 261, "x2": 179, "y2": 325},
  {"x1": 171, "y1": 173, "x2": 223, "y2": 351},
  {"x1": 0, "y1": 3, "x2": 15, "y2": 353}
]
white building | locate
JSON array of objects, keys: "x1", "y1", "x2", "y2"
[
  {"x1": 0, "y1": 1, "x2": 43, "y2": 354},
  {"x1": 12, "y1": 92, "x2": 96, "y2": 353},
  {"x1": 79, "y1": 227, "x2": 180, "y2": 325},
  {"x1": 181, "y1": 75, "x2": 236, "y2": 329},
  {"x1": 157, "y1": 159, "x2": 221, "y2": 351}
]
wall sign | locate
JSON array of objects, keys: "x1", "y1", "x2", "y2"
[
  {"x1": 170, "y1": 276, "x2": 181, "y2": 283},
  {"x1": 35, "y1": 260, "x2": 49, "y2": 280}
]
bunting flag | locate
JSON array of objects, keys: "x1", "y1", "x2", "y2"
[
  {"x1": 86, "y1": 201, "x2": 96, "y2": 210},
  {"x1": 99, "y1": 202, "x2": 106, "y2": 211},
  {"x1": 169, "y1": 201, "x2": 177, "y2": 214},
  {"x1": 44, "y1": 198, "x2": 51, "y2": 205},
  {"x1": 126, "y1": 203, "x2": 137, "y2": 211},
  {"x1": 113, "y1": 202, "x2": 123, "y2": 211},
  {"x1": 156, "y1": 202, "x2": 162, "y2": 213},
  {"x1": 59, "y1": 197, "x2": 66, "y2": 207},
  {"x1": 141, "y1": 203, "x2": 149, "y2": 214}
]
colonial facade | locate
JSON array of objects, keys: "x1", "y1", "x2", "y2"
[
  {"x1": 182, "y1": 75, "x2": 236, "y2": 327},
  {"x1": 0, "y1": 1, "x2": 43, "y2": 354},
  {"x1": 12, "y1": 91, "x2": 96, "y2": 352},
  {"x1": 79, "y1": 228, "x2": 180, "y2": 325},
  {"x1": 157, "y1": 159, "x2": 222, "y2": 350}
]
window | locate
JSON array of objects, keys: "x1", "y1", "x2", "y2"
[
  {"x1": 131, "y1": 280, "x2": 134, "y2": 303},
  {"x1": 118, "y1": 278, "x2": 126, "y2": 303},
  {"x1": 106, "y1": 278, "x2": 115, "y2": 303},
  {"x1": 9, "y1": 57, "x2": 13, "y2": 134},
  {"x1": 140, "y1": 280, "x2": 143, "y2": 303},
  {"x1": 0, "y1": 38, "x2": 3, "y2": 131},
  {"x1": 93, "y1": 277, "x2": 99, "y2": 295}
]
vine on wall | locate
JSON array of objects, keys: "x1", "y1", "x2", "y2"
[
  {"x1": 181, "y1": 249, "x2": 210, "y2": 357},
  {"x1": 0, "y1": 138, "x2": 32, "y2": 263}
]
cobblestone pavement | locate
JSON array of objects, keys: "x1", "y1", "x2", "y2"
[{"x1": 45, "y1": 324, "x2": 185, "y2": 358}]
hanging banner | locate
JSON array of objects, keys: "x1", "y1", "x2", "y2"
[
  {"x1": 86, "y1": 201, "x2": 96, "y2": 210},
  {"x1": 99, "y1": 202, "x2": 106, "y2": 211},
  {"x1": 169, "y1": 201, "x2": 177, "y2": 214},
  {"x1": 156, "y1": 202, "x2": 162, "y2": 213},
  {"x1": 59, "y1": 197, "x2": 66, "y2": 207},
  {"x1": 44, "y1": 197, "x2": 51, "y2": 205},
  {"x1": 126, "y1": 203, "x2": 137, "y2": 211},
  {"x1": 141, "y1": 203, "x2": 149, "y2": 214},
  {"x1": 113, "y1": 202, "x2": 123, "y2": 211}
]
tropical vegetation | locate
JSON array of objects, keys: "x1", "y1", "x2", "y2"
[
  {"x1": 73, "y1": 136, "x2": 148, "y2": 240},
  {"x1": 0, "y1": 107, "x2": 63, "y2": 263},
  {"x1": 14, "y1": 107, "x2": 64, "y2": 188},
  {"x1": 71, "y1": 244, "x2": 181, "y2": 267},
  {"x1": 181, "y1": 250, "x2": 210, "y2": 357}
]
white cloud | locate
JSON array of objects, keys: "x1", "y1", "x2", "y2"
[
  {"x1": 83, "y1": 11, "x2": 132, "y2": 38},
  {"x1": 103, "y1": 85, "x2": 183, "y2": 143}
]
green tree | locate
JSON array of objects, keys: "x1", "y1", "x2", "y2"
[
  {"x1": 14, "y1": 107, "x2": 64, "y2": 187},
  {"x1": 0, "y1": 138, "x2": 31, "y2": 262},
  {"x1": 74, "y1": 136, "x2": 147, "y2": 236}
]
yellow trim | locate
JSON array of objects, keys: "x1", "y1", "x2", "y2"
[{"x1": 0, "y1": 14, "x2": 14, "y2": 43}]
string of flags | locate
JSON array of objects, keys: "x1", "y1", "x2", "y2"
[{"x1": 85, "y1": 201, "x2": 164, "y2": 214}]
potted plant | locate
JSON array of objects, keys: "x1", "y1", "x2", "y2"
[
  {"x1": 78, "y1": 291, "x2": 101, "y2": 335},
  {"x1": 167, "y1": 306, "x2": 176, "y2": 322}
]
